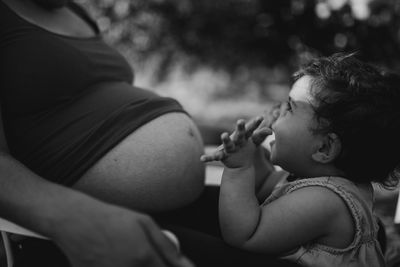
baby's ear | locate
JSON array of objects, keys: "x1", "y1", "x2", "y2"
[{"x1": 312, "y1": 133, "x2": 341, "y2": 164}]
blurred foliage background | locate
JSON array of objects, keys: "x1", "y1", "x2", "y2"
[{"x1": 77, "y1": 0, "x2": 400, "y2": 126}]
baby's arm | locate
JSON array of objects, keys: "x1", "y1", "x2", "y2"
[
  {"x1": 219, "y1": 164, "x2": 262, "y2": 245},
  {"x1": 221, "y1": 183, "x2": 345, "y2": 254},
  {"x1": 207, "y1": 119, "x2": 271, "y2": 245},
  {"x1": 255, "y1": 166, "x2": 289, "y2": 201}
]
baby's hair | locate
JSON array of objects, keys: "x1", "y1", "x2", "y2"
[{"x1": 295, "y1": 53, "x2": 400, "y2": 188}]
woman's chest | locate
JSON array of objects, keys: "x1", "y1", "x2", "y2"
[{"x1": 0, "y1": 33, "x2": 133, "y2": 115}]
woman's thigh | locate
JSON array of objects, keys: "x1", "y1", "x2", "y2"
[
  {"x1": 157, "y1": 186, "x2": 300, "y2": 267},
  {"x1": 165, "y1": 226, "x2": 299, "y2": 267},
  {"x1": 155, "y1": 185, "x2": 221, "y2": 236},
  {"x1": 73, "y1": 113, "x2": 205, "y2": 212}
]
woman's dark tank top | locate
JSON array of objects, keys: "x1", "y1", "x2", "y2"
[{"x1": 0, "y1": 1, "x2": 186, "y2": 185}]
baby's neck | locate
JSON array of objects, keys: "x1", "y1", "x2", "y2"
[{"x1": 293, "y1": 163, "x2": 345, "y2": 179}]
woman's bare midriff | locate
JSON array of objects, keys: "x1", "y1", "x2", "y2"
[{"x1": 73, "y1": 112, "x2": 205, "y2": 213}]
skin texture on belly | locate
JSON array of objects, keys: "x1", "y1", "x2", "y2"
[{"x1": 73, "y1": 112, "x2": 205, "y2": 213}]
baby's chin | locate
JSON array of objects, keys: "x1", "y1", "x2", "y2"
[
  {"x1": 268, "y1": 138, "x2": 277, "y2": 160},
  {"x1": 269, "y1": 150, "x2": 290, "y2": 172},
  {"x1": 269, "y1": 149, "x2": 278, "y2": 166}
]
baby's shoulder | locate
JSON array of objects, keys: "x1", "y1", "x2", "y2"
[
  {"x1": 285, "y1": 178, "x2": 355, "y2": 213},
  {"x1": 284, "y1": 182, "x2": 355, "y2": 247},
  {"x1": 286, "y1": 185, "x2": 348, "y2": 213}
]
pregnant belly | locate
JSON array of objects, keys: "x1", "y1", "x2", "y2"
[{"x1": 73, "y1": 112, "x2": 206, "y2": 212}]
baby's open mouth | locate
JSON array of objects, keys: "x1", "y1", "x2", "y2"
[{"x1": 263, "y1": 132, "x2": 275, "y2": 151}]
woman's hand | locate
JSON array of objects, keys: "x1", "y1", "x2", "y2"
[
  {"x1": 201, "y1": 117, "x2": 272, "y2": 169},
  {"x1": 54, "y1": 200, "x2": 193, "y2": 267}
]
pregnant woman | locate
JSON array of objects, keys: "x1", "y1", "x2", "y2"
[{"x1": 0, "y1": 0, "x2": 204, "y2": 266}]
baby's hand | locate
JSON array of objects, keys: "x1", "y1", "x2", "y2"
[
  {"x1": 201, "y1": 117, "x2": 272, "y2": 168},
  {"x1": 260, "y1": 102, "x2": 281, "y2": 129}
]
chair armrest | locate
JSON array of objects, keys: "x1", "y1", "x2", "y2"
[
  {"x1": 394, "y1": 191, "x2": 400, "y2": 225},
  {"x1": 0, "y1": 217, "x2": 48, "y2": 239}
]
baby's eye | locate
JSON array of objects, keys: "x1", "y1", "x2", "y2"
[
  {"x1": 280, "y1": 100, "x2": 292, "y2": 114},
  {"x1": 285, "y1": 100, "x2": 292, "y2": 112}
]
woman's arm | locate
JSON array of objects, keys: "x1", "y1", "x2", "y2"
[{"x1": 0, "y1": 109, "x2": 192, "y2": 267}]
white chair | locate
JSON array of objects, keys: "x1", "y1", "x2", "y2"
[
  {"x1": 0, "y1": 218, "x2": 47, "y2": 267},
  {"x1": 395, "y1": 192, "x2": 400, "y2": 225}
]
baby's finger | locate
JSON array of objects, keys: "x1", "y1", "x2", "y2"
[
  {"x1": 222, "y1": 132, "x2": 235, "y2": 153},
  {"x1": 200, "y1": 145, "x2": 226, "y2": 162},
  {"x1": 245, "y1": 116, "x2": 264, "y2": 138},
  {"x1": 233, "y1": 120, "x2": 246, "y2": 144},
  {"x1": 252, "y1": 127, "x2": 273, "y2": 146},
  {"x1": 230, "y1": 120, "x2": 245, "y2": 142},
  {"x1": 200, "y1": 151, "x2": 224, "y2": 162}
]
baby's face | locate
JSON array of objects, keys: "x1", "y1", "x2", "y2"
[{"x1": 269, "y1": 75, "x2": 323, "y2": 176}]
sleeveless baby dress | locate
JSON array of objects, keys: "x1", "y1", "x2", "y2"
[{"x1": 263, "y1": 176, "x2": 386, "y2": 267}]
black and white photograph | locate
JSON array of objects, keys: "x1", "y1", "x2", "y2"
[{"x1": 1, "y1": 0, "x2": 400, "y2": 266}]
